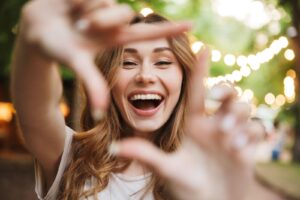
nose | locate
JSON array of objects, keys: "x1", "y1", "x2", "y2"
[{"x1": 134, "y1": 66, "x2": 156, "y2": 84}]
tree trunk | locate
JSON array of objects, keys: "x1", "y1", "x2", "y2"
[{"x1": 290, "y1": 36, "x2": 300, "y2": 162}]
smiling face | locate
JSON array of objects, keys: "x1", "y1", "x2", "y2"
[{"x1": 111, "y1": 35, "x2": 183, "y2": 136}]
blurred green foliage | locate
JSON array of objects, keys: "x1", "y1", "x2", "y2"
[{"x1": 0, "y1": 0, "x2": 27, "y2": 77}]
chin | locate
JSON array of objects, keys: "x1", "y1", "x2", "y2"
[{"x1": 128, "y1": 119, "x2": 166, "y2": 136}]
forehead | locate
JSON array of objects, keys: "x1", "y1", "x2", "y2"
[
  {"x1": 124, "y1": 24, "x2": 170, "y2": 51},
  {"x1": 124, "y1": 38, "x2": 170, "y2": 52}
]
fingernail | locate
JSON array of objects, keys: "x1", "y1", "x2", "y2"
[
  {"x1": 233, "y1": 134, "x2": 248, "y2": 149},
  {"x1": 208, "y1": 87, "x2": 224, "y2": 101},
  {"x1": 221, "y1": 115, "x2": 236, "y2": 133},
  {"x1": 180, "y1": 20, "x2": 193, "y2": 27},
  {"x1": 120, "y1": 4, "x2": 133, "y2": 13},
  {"x1": 75, "y1": 19, "x2": 90, "y2": 32},
  {"x1": 204, "y1": 98, "x2": 221, "y2": 115},
  {"x1": 92, "y1": 109, "x2": 105, "y2": 123},
  {"x1": 108, "y1": 141, "x2": 120, "y2": 156}
]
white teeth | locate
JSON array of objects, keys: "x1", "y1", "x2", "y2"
[{"x1": 130, "y1": 94, "x2": 162, "y2": 101}]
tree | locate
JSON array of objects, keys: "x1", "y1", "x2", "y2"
[{"x1": 278, "y1": 0, "x2": 300, "y2": 161}]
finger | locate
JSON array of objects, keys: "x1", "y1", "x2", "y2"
[
  {"x1": 229, "y1": 121, "x2": 265, "y2": 164},
  {"x1": 244, "y1": 120, "x2": 265, "y2": 144},
  {"x1": 114, "y1": 22, "x2": 192, "y2": 45},
  {"x1": 69, "y1": 0, "x2": 115, "y2": 14},
  {"x1": 208, "y1": 84, "x2": 237, "y2": 112},
  {"x1": 75, "y1": 4, "x2": 134, "y2": 32},
  {"x1": 230, "y1": 120, "x2": 264, "y2": 151},
  {"x1": 218, "y1": 101, "x2": 251, "y2": 134},
  {"x1": 188, "y1": 47, "x2": 210, "y2": 115},
  {"x1": 109, "y1": 138, "x2": 171, "y2": 177},
  {"x1": 205, "y1": 83, "x2": 237, "y2": 118},
  {"x1": 66, "y1": 50, "x2": 109, "y2": 120},
  {"x1": 80, "y1": 0, "x2": 116, "y2": 13},
  {"x1": 185, "y1": 117, "x2": 218, "y2": 150}
]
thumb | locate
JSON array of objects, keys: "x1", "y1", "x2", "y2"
[{"x1": 109, "y1": 138, "x2": 171, "y2": 177}]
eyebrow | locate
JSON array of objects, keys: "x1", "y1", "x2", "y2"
[
  {"x1": 124, "y1": 47, "x2": 173, "y2": 54},
  {"x1": 153, "y1": 47, "x2": 173, "y2": 53},
  {"x1": 124, "y1": 48, "x2": 138, "y2": 53}
]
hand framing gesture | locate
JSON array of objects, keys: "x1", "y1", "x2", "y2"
[
  {"x1": 111, "y1": 49, "x2": 264, "y2": 200},
  {"x1": 19, "y1": 0, "x2": 191, "y2": 114}
]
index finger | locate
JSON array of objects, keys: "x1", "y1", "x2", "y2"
[
  {"x1": 114, "y1": 21, "x2": 192, "y2": 45},
  {"x1": 188, "y1": 47, "x2": 210, "y2": 115}
]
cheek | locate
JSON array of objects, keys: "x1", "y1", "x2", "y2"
[
  {"x1": 163, "y1": 69, "x2": 183, "y2": 97},
  {"x1": 111, "y1": 71, "x2": 129, "y2": 109}
]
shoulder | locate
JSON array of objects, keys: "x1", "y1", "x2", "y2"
[{"x1": 34, "y1": 126, "x2": 75, "y2": 200}]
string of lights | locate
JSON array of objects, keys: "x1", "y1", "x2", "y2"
[{"x1": 140, "y1": 7, "x2": 295, "y2": 109}]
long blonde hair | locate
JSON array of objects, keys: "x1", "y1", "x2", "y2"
[{"x1": 59, "y1": 13, "x2": 196, "y2": 199}]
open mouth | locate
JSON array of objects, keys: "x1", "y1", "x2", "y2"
[{"x1": 129, "y1": 94, "x2": 164, "y2": 111}]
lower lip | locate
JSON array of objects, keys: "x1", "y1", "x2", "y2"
[{"x1": 129, "y1": 101, "x2": 164, "y2": 117}]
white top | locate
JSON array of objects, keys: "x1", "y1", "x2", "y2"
[{"x1": 34, "y1": 127, "x2": 154, "y2": 200}]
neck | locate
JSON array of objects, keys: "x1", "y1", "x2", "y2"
[
  {"x1": 121, "y1": 160, "x2": 150, "y2": 176},
  {"x1": 119, "y1": 125, "x2": 165, "y2": 176}
]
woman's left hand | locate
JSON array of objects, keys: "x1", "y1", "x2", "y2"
[{"x1": 111, "y1": 49, "x2": 264, "y2": 200}]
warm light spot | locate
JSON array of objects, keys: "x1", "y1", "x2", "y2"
[
  {"x1": 265, "y1": 93, "x2": 275, "y2": 105},
  {"x1": 234, "y1": 86, "x2": 243, "y2": 97},
  {"x1": 212, "y1": 0, "x2": 273, "y2": 29},
  {"x1": 0, "y1": 103, "x2": 14, "y2": 122},
  {"x1": 261, "y1": 48, "x2": 274, "y2": 62},
  {"x1": 278, "y1": 36, "x2": 289, "y2": 48},
  {"x1": 256, "y1": 33, "x2": 268, "y2": 47},
  {"x1": 225, "y1": 74, "x2": 234, "y2": 83},
  {"x1": 286, "y1": 69, "x2": 296, "y2": 79},
  {"x1": 60, "y1": 102, "x2": 70, "y2": 117},
  {"x1": 211, "y1": 50, "x2": 222, "y2": 62},
  {"x1": 268, "y1": 21, "x2": 281, "y2": 35},
  {"x1": 284, "y1": 49, "x2": 295, "y2": 61},
  {"x1": 240, "y1": 66, "x2": 251, "y2": 77},
  {"x1": 243, "y1": 89, "x2": 254, "y2": 101},
  {"x1": 275, "y1": 94, "x2": 286, "y2": 107},
  {"x1": 249, "y1": 62, "x2": 260, "y2": 71},
  {"x1": 270, "y1": 40, "x2": 282, "y2": 55},
  {"x1": 287, "y1": 26, "x2": 297, "y2": 38},
  {"x1": 232, "y1": 70, "x2": 242, "y2": 82},
  {"x1": 247, "y1": 54, "x2": 257, "y2": 65},
  {"x1": 140, "y1": 8, "x2": 154, "y2": 17},
  {"x1": 284, "y1": 76, "x2": 295, "y2": 103},
  {"x1": 237, "y1": 55, "x2": 248, "y2": 67},
  {"x1": 191, "y1": 41, "x2": 204, "y2": 54},
  {"x1": 224, "y1": 54, "x2": 236, "y2": 66}
]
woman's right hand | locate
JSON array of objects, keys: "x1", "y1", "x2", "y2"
[{"x1": 19, "y1": 0, "x2": 191, "y2": 117}]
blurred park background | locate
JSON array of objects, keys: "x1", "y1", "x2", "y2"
[{"x1": 1, "y1": 0, "x2": 300, "y2": 199}]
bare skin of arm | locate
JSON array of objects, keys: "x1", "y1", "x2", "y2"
[{"x1": 11, "y1": 35, "x2": 66, "y2": 189}]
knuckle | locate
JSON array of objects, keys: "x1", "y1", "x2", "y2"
[
  {"x1": 232, "y1": 102, "x2": 251, "y2": 113},
  {"x1": 21, "y1": 3, "x2": 34, "y2": 18},
  {"x1": 21, "y1": 1, "x2": 41, "y2": 23}
]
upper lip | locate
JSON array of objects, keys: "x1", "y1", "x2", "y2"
[{"x1": 127, "y1": 90, "x2": 165, "y2": 101}]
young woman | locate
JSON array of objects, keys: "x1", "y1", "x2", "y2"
[{"x1": 11, "y1": 0, "x2": 282, "y2": 199}]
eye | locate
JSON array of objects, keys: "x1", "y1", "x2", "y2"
[
  {"x1": 122, "y1": 60, "x2": 138, "y2": 69},
  {"x1": 123, "y1": 61, "x2": 137, "y2": 66},
  {"x1": 155, "y1": 61, "x2": 172, "y2": 66}
]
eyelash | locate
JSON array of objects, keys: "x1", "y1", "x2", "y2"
[
  {"x1": 121, "y1": 60, "x2": 173, "y2": 69},
  {"x1": 123, "y1": 61, "x2": 137, "y2": 66},
  {"x1": 155, "y1": 61, "x2": 172, "y2": 66}
]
